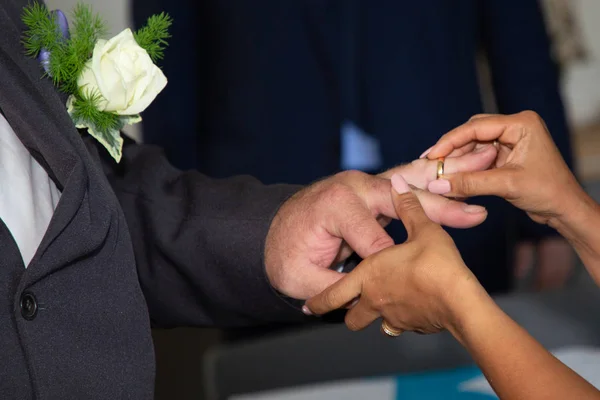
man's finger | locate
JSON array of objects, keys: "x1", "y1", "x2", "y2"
[
  {"x1": 333, "y1": 242, "x2": 354, "y2": 265},
  {"x1": 428, "y1": 168, "x2": 518, "y2": 199},
  {"x1": 334, "y1": 205, "x2": 395, "y2": 259},
  {"x1": 383, "y1": 145, "x2": 497, "y2": 189},
  {"x1": 445, "y1": 142, "x2": 477, "y2": 158},
  {"x1": 344, "y1": 301, "x2": 380, "y2": 332},
  {"x1": 440, "y1": 144, "x2": 497, "y2": 177},
  {"x1": 427, "y1": 114, "x2": 526, "y2": 159},
  {"x1": 305, "y1": 270, "x2": 363, "y2": 315},
  {"x1": 332, "y1": 176, "x2": 397, "y2": 258},
  {"x1": 390, "y1": 174, "x2": 431, "y2": 239},
  {"x1": 367, "y1": 173, "x2": 487, "y2": 229}
]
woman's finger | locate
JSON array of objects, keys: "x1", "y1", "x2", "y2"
[
  {"x1": 344, "y1": 300, "x2": 380, "y2": 332},
  {"x1": 426, "y1": 112, "x2": 536, "y2": 159},
  {"x1": 391, "y1": 144, "x2": 497, "y2": 189},
  {"x1": 304, "y1": 268, "x2": 364, "y2": 316},
  {"x1": 390, "y1": 174, "x2": 432, "y2": 239},
  {"x1": 428, "y1": 167, "x2": 520, "y2": 200}
]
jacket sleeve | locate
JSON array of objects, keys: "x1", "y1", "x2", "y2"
[
  {"x1": 480, "y1": 0, "x2": 575, "y2": 241},
  {"x1": 89, "y1": 137, "x2": 307, "y2": 328}
]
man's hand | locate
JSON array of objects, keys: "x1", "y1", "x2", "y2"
[{"x1": 264, "y1": 145, "x2": 497, "y2": 300}]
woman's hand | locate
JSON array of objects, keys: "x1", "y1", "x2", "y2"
[
  {"x1": 424, "y1": 111, "x2": 586, "y2": 226},
  {"x1": 304, "y1": 174, "x2": 487, "y2": 335},
  {"x1": 305, "y1": 174, "x2": 600, "y2": 400}
]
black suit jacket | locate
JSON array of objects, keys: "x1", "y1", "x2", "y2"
[{"x1": 0, "y1": 1, "x2": 301, "y2": 397}]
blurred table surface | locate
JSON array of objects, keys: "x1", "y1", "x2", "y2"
[{"x1": 203, "y1": 279, "x2": 600, "y2": 400}]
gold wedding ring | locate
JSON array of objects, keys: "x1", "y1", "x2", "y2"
[
  {"x1": 436, "y1": 157, "x2": 445, "y2": 180},
  {"x1": 381, "y1": 320, "x2": 403, "y2": 337}
]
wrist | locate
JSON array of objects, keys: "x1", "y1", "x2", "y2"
[
  {"x1": 443, "y1": 278, "x2": 498, "y2": 346},
  {"x1": 550, "y1": 189, "x2": 599, "y2": 242}
]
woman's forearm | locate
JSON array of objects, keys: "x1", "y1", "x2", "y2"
[
  {"x1": 447, "y1": 187, "x2": 600, "y2": 399},
  {"x1": 551, "y1": 190, "x2": 600, "y2": 284},
  {"x1": 447, "y1": 287, "x2": 600, "y2": 399}
]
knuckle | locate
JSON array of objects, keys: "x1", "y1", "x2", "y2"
[
  {"x1": 370, "y1": 293, "x2": 390, "y2": 311},
  {"x1": 336, "y1": 169, "x2": 367, "y2": 184},
  {"x1": 326, "y1": 181, "x2": 353, "y2": 204},
  {"x1": 523, "y1": 110, "x2": 550, "y2": 136},
  {"x1": 519, "y1": 110, "x2": 542, "y2": 123},
  {"x1": 468, "y1": 113, "x2": 487, "y2": 122},
  {"x1": 518, "y1": 110, "x2": 547, "y2": 132},
  {"x1": 369, "y1": 233, "x2": 394, "y2": 252}
]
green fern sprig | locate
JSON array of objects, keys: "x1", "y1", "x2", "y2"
[
  {"x1": 54, "y1": 4, "x2": 106, "y2": 93},
  {"x1": 71, "y1": 89, "x2": 121, "y2": 133},
  {"x1": 21, "y1": 3, "x2": 63, "y2": 57},
  {"x1": 134, "y1": 12, "x2": 172, "y2": 62},
  {"x1": 22, "y1": 3, "x2": 106, "y2": 92},
  {"x1": 70, "y1": 2, "x2": 106, "y2": 41}
]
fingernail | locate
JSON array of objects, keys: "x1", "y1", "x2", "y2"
[
  {"x1": 462, "y1": 204, "x2": 486, "y2": 214},
  {"x1": 391, "y1": 174, "x2": 410, "y2": 194},
  {"x1": 419, "y1": 146, "x2": 433, "y2": 159},
  {"x1": 428, "y1": 179, "x2": 451, "y2": 194},
  {"x1": 302, "y1": 305, "x2": 313, "y2": 316}
]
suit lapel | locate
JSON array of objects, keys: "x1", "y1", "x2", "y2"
[
  {"x1": 0, "y1": 2, "x2": 82, "y2": 184},
  {"x1": 0, "y1": 1, "x2": 113, "y2": 286}
]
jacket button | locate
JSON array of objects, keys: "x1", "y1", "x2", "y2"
[{"x1": 20, "y1": 292, "x2": 38, "y2": 320}]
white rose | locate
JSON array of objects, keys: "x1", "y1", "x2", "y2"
[{"x1": 77, "y1": 28, "x2": 167, "y2": 115}]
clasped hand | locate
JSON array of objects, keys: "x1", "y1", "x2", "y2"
[
  {"x1": 265, "y1": 145, "x2": 497, "y2": 300},
  {"x1": 305, "y1": 174, "x2": 481, "y2": 335},
  {"x1": 306, "y1": 111, "x2": 589, "y2": 335}
]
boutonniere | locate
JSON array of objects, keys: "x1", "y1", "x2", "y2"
[{"x1": 21, "y1": 3, "x2": 172, "y2": 162}]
